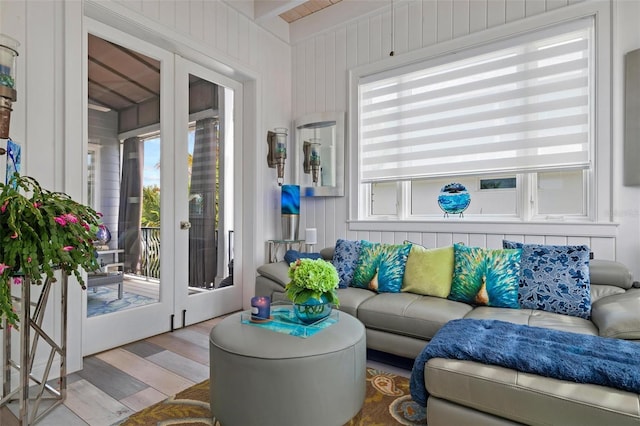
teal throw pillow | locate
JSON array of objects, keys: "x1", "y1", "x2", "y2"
[
  {"x1": 449, "y1": 243, "x2": 521, "y2": 309},
  {"x1": 352, "y1": 241, "x2": 412, "y2": 293}
]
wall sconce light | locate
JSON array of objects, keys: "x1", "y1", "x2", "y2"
[
  {"x1": 303, "y1": 139, "x2": 321, "y2": 186},
  {"x1": 0, "y1": 34, "x2": 19, "y2": 146},
  {"x1": 267, "y1": 127, "x2": 287, "y2": 186}
]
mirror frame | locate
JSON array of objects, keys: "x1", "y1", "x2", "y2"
[{"x1": 293, "y1": 111, "x2": 345, "y2": 197}]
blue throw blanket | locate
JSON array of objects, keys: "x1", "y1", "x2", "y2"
[{"x1": 410, "y1": 319, "x2": 640, "y2": 406}]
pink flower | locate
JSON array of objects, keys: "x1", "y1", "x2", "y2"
[
  {"x1": 33, "y1": 202, "x2": 41, "y2": 208},
  {"x1": 0, "y1": 263, "x2": 10, "y2": 274},
  {"x1": 10, "y1": 232, "x2": 18, "y2": 239},
  {"x1": 82, "y1": 222, "x2": 90, "y2": 231},
  {"x1": 97, "y1": 212, "x2": 104, "y2": 218},
  {"x1": 54, "y1": 216, "x2": 67, "y2": 226},
  {"x1": 1, "y1": 201, "x2": 8, "y2": 213},
  {"x1": 62, "y1": 246, "x2": 74, "y2": 251},
  {"x1": 27, "y1": 257, "x2": 32, "y2": 263},
  {"x1": 64, "y1": 214, "x2": 78, "y2": 224},
  {"x1": 12, "y1": 277, "x2": 21, "y2": 285}
]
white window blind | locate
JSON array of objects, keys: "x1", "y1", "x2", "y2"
[{"x1": 359, "y1": 18, "x2": 593, "y2": 183}]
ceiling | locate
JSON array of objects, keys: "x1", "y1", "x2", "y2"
[
  {"x1": 87, "y1": 1, "x2": 348, "y2": 113},
  {"x1": 279, "y1": 0, "x2": 343, "y2": 23}
]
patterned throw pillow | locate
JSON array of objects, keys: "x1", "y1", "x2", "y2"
[
  {"x1": 503, "y1": 241, "x2": 591, "y2": 319},
  {"x1": 283, "y1": 250, "x2": 322, "y2": 265},
  {"x1": 402, "y1": 245, "x2": 455, "y2": 298},
  {"x1": 352, "y1": 241, "x2": 412, "y2": 293},
  {"x1": 449, "y1": 243, "x2": 521, "y2": 309},
  {"x1": 332, "y1": 239, "x2": 362, "y2": 288}
]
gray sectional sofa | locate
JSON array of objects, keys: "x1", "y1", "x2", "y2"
[{"x1": 255, "y1": 246, "x2": 640, "y2": 425}]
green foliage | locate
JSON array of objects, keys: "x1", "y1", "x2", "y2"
[
  {"x1": 141, "y1": 185, "x2": 160, "y2": 228},
  {"x1": 285, "y1": 258, "x2": 339, "y2": 306},
  {"x1": 0, "y1": 174, "x2": 101, "y2": 328}
]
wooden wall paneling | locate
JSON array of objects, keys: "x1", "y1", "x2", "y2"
[
  {"x1": 189, "y1": 0, "x2": 204, "y2": 42},
  {"x1": 436, "y1": 0, "x2": 453, "y2": 43},
  {"x1": 421, "y1": 233, "x2": 438, "y2": 247},
  {"x1": 118, "y1": 0, "x2": 142, "y2": 13},
  {"x1": 523, "y1": 235, "x2": 545, "y2": 244},
  {"x1": 369, "y1": 14, "x2": 383, "y2": 63},
  {"x1": 141, "y1": 0, "x2": 160, "y2": 21},
  {"x1": 346, "y1": 24, "x2": 359, "y2": 79},
  {"x1": 293, "y1": 44, "x2": 305, "y2": 116},
  {"x1": 248, "y1": 22, "x2": 260, "y2": 69},
  {"x1": 452, "y1": 233, "x2": 469, "y2": 246},
  {"x1": 379, "y1": 232, "x2": 394, "y2": 244},
  {"x1": 323, "y1": 197, "x2": 336, "y2": 248},
  {"x1": 505, "y1": 0, "x2": 525, "y2": 22},
  {"x1": 567, "y1": 236, "x2": 590, "y2": 247},
  {"x1": 335, "y1": 28, "x2": 347, "y2": 112},
  {"x1": 485, "y1": 234, "x2": 504, "y2": 248},
  {"x1": 487, "y1": 0, "x2": 506, "y2": 28},
  {"x1": 546, "y1": 0, "x2": 569, "y2": 11},
  {"x1": 394, "y1": 2, "x2": 410, "y2": 56},
  {"x1": 406, "y1": 232, "x2": 422, "y2": 244},
  {"x1": 174, "y1": 0, "x2": 190, "y2": 35},
  {"x1": 422, "y1": 0, "x2": 438, "y2": 47},
  {"x1": 305, "y1": 38, "x2": 317, "y2": 113},
  {"x1": 215, "y1": 2, "x2": 228, "y2": 54},
  {"x1": 437, "y1": 233, "x2": 454, "y2": 247},
  {"x1": 381, "y1": 8, "x2": 393, "y2": 56},
  {"x1": 544, "y1": 236, "x2": 568, "y2": 245},
  {"x1": 203, "y1": 1, "x2": 216, "y2": 47},
  {"x1": 468, "y1": 234, "x2": 487, "y2": 248},
  {"x1": 525, "y1": 0, "x2": 547, "y2": 17},
  {"x1": 408, "y1": 1, "x2": 423, "y2": 52},
  {"x1": 238, "y1": 15, "x2": 250, "y2": 64},
  {"x1": 158, "y1": 0, "x2": 175, "y2": 29},
  {"x1": 504, "y1": 234, "x2": 523, "y2": 243},
  {"x1": 357, "y1": 20, "x2": 370, "y2": 66},
  {"x1": 589, "y1": 238, "x2": 616, "y2": 261},
  {"x1": 325, "y1": 32, "x2": 337, "y2": 112},
  {"x1": 315, "y1": 35, "x2": 327, "y2": 112},
  {"x1": 227, "y1": 8, "x2": 239, "y2": 60},
  {"x1": 452, "y1": 0, "x2": 470, "y2": 39},
  {"x1": 469, "y1": 0, "x2": 488, "y2": 33}
]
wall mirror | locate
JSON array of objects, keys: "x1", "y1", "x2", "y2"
[{"x1": 293, "y1": 111, "x2": 345, "y2": 197}]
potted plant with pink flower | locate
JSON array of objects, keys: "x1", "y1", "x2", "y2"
[{"x1": 0, "y1": 173, "x2": 101, "y2": 327}]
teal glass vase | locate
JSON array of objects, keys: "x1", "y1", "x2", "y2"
[{"x1": 293, "y1": 294, "x2": 332, "y2": 324}]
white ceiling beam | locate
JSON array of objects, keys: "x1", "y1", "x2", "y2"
[{"x1": 254, "y1": 0, "x2": 307, "y2": 21}]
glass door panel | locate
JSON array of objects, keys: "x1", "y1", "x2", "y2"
[
  {"x1": 84, "y1": 21, "x2": 174, "y2": 356},
  {"x1": 174, "y1": 58, "x2": 241, "y2": 326}
]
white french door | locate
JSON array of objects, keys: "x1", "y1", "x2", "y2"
[
  {"x1": 83, "y1": 20, "x2": 241, "y2": 356},
  {"x1": 173, "y1": 58, "x2": 242, "y2": 326}
]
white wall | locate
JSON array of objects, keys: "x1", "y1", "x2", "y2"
[
  {"x1": 1, "y1": 0, "x2": 291, "y2": 373},
  {"x1": 292, "y1": 0, "x2": 640, "y2": 279}
]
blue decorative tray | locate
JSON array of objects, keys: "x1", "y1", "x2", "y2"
[{"x1": 241, "y1": 305, "x2": 339, "y2": 338}]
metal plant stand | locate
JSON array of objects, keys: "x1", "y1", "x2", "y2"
[{"x1": 0, "y1": 273, "x2": 68, "y2": 425}]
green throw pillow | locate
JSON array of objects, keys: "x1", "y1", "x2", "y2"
[
  {"x1": 352, "y1": 241, "x2": 411, "y2": 293},
  {"x1": 448, "y1": 243, "x2": 521, "y2": 309},
  {"x1": 402, "y1": 245, "x2": 454, "y2": 298}
]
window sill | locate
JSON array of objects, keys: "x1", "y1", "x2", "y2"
[{"x1": 348, "y1": 219, "x2": 618, "y2": 238}]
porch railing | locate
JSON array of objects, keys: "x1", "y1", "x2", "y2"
[{"x1": 140, "y1": 227, "x2": 160, "y2": 279}]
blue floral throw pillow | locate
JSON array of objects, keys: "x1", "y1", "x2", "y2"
[
  {"x1": 352, "y1": 241, "x2": 412, "y2": 293},
  {"x1": 332, "y1": 239, "x2": 361, "y2": 288},
  {"x1": 502, "y1": 241, "x2": 591, "y2": 319},
  {"x1": 448, "y1": 243, "x2": 521, "y2": 309}
]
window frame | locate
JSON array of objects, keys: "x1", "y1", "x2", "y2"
[{"x1": 347, "y1": 2, "x2": 611, "y2": 233}]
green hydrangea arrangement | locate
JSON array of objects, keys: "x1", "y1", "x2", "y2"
[
  {"x1": 0, "y1": 174, "x2": 102, "y2": 328},
  {"x1": 285, "y1": 258, "x2": 339, "y2": 306}
]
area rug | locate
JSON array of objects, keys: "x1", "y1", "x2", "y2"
[
  {"x1": 87, "y1": 286, "x2": 156, "y2": 317},
  {"x1": 119, "y1": 367, "x2": 426, "y2": 425}
]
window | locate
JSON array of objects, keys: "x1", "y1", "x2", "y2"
[
  {"x1": 87, "y1": 142, "x2": 101, "y2": 211},
  {"x1": 356, "y1": 17, "x2": 596, "y2": 222}
]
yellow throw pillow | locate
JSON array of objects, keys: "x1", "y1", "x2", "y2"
[{"x1": 402, "y1": 245, "x2": 454, "y2": 298}]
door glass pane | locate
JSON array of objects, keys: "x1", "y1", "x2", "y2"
[
  {"x1": 187, "y1": 74, "x2": 233, "y2": 293},
  {"x1": 87, "y1": 34, "x2": 161, "y2": 317}
]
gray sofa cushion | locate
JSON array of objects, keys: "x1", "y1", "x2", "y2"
[
  {"x1": 357, "y1": 293, "x2": 473, "y2": 341},
  {"x1": 592, "y1": 288, "x2": 640, "y2": 339}
]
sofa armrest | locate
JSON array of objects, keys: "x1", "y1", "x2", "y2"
[
  {"x1": 591, "y1": 288, "x2": 640, "y2": 339},
  {"x1": 257, "y1": 261, "x2": 290, "y2": 288}
]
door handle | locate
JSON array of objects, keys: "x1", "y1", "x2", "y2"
[{"x1": 180, "y1": 221, "x2": 191, "y2": 230}]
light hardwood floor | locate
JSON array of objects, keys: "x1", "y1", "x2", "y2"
[{"x1": 0, "y1": 314, "x2": 412, "y2": 425}]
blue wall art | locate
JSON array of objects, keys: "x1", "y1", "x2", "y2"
[{"x1": 437, "y1": 183, "x2": 470, "y2": 218}]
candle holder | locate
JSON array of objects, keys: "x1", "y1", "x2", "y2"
[{"x1": 250, "y1": 296, "x2": 271, "y2": 322}]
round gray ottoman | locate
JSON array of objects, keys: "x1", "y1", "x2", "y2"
[{"x1": 209, "y1": 309, "x2": 366, "y2": 426}]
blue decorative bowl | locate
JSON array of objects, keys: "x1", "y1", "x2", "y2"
[
  {"x1": 293, "y1": 294, "x2": 332, "y2": 324},
  {"x1": 437, "y1": 183, "x2": 471, "y2": 217}
]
